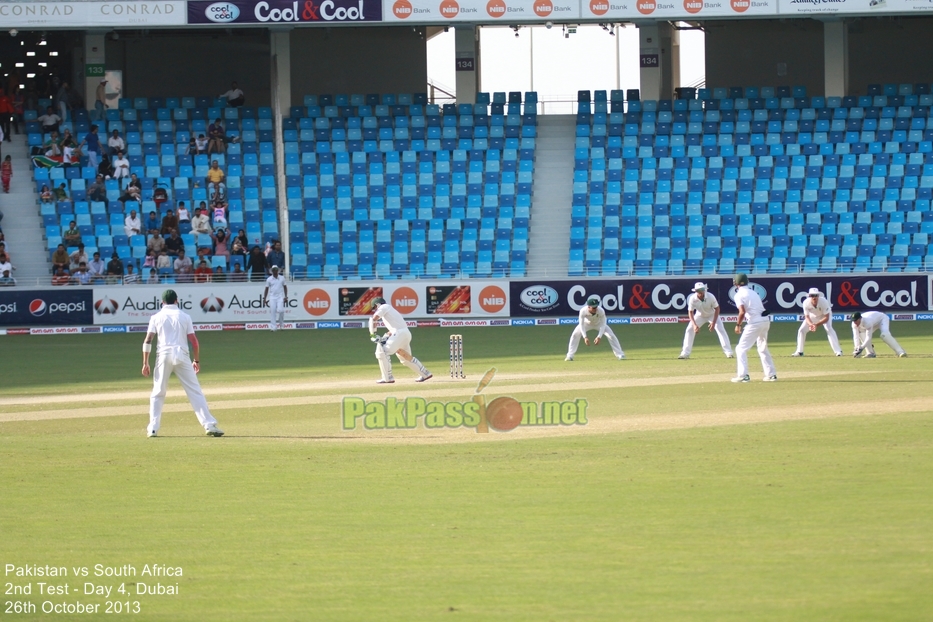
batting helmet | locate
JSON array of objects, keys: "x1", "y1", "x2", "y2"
[
  {"x1": 852, "y1": 312, "x2": 862, "y2": 322},
  {"x1": 372, "y1": 296, "x2": 386, "y2": 307},
  {"x1": 586, "y1": 297, "x2": 600, "y2": 307},
  {"x1": 162, "y1": 289, "x2": 178, "y2": 304},
  {"x1": 733, "y1": 273, "x2": 749, "y2": 286}
]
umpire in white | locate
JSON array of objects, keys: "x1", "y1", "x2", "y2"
[
  {"x1": 679, "y1": 282, "x2": 733, "y2": 359},
  {"x1": 566, "y1": 297, "x2": 625, "y2": 361},
  {"x1": 142, "y1": 289, "x2": 224, "y2": 437},
  {"x1": 263, "y1": 265, "x2": 287, "y2": 332}
]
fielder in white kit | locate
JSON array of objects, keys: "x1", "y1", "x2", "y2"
[
  {"x1": 565, "y1": 297, "x2": 625, "y2": 361},
  {"x1": 141, "y1": 289, "x2": 224, "y2": 437},
  {"x1": 368, "y1": 296, "x2": 432, "y2": 384},
  {"x1": 263, "y1": 265, "x2": 287, "y2": 331},
  {"x1": 851, "y1": 311, "x2": 907, "y2": 358},
  {"x1": 731, "y1": 273, "x2": 777, "y2": 383},
  {"x1": 679, "y1": 282, "x2": 733, "y2": 359},
  {"x1": 792, "y1": 287, "x2": 843, "y2": 357}
]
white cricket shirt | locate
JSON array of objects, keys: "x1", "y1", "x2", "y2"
[
  {"x1": 265, "y1": 274, "x2": 286, "y2": 299},
  {"x1": 687, "y1": 292, "x2": 720, "y2": 317},
  {"x1": 369, "y1": 303, "x2": 408, "y2": 335},
  {"x1": 147, "y1": 304, "x2": 194, "y2": 353},
  {"x1": 802, "y1": 295, "x2": 832, "y2": 321},
  {"x1": 734, "y1": 286, "x2": 767, "y2": 324},
  {"x1": 578, "y1": 305, "x2": 608, "y2": 338}
]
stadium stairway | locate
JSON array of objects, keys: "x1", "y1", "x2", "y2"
[
  {"x1": 527, "y1": 114, "x2": 575, "y2": 277},
  {"x1": 1, "y1": 134, "x2": 48, "y2": 283}
]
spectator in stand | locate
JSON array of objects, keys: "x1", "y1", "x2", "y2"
[
  {"x1": 88, "y1": 174, "x2": 107, "y2": 202},
  {"x1": 88, "y1": 251, "x2": 106, "y2": 282},
  {"x1": 40, "y1": 131, "x2": 61, "y2": 157},
  {"x1": 78, "y1": 124, "x2": 102, "y2": 170},
  {"x1": 107, "y1": 129, "x2": 125, "y2": 157},
  {"x1": 0, "y1": 88, "x2": 11, "y2": 142},
  {"x1": 11, "y1": 89, "x2": 24, "y2": 137},
  {"x1": 0, "y1": 268, "x2": 15, "y2": 287},
  {"x1": 124, "y1": 263, "x2": 140, "y2": 284},
  {"x1": 212, "y1": 228, "x2": 230, "y2": 258},
  {"x1": 161, "y1": 208, "x2": 178, "y2": 235},
  {"x1": 58, "y1": 128, "x2": 75, "y2": 149},
  {"x1": 94, "y1": 79, "x2": 108, "y2": 122},
  {"x1": 40, "y1": 184, "x2": 53, "y2": 203},
  {"x1": 246, "y1": 245, "x2": 267, "y2": 282},
  {"x1": 174, "y1": 249, "x2": 194, "y2": 283},
  {"x1": 120, "y1": 174, "x2": 142, "y2": 204},
  {"x1": 98, "y1": 154, "x2": 115, "y2": 179},
  {"x1": 63, "y1": 221, "x2": 82, "y2": 247},
  {"x1": 51, "y1": 244, "x2": 70, "y2": 273},
  {"x1": 195, "y1": 133, "x2": 208, "y2": 155},
  {"x1": 147, "y1": 230, "x2": 166, "y2": 257},
  {"x1": 208, "y1": 118, "x2": 226, "y2": 155},
  {"x1": 112, "y1": 150, "x2": 130, "y2": 180},
  {"x1": 69, "y1": 243, "x2": 89, "y2": 272},
  {"x1": 211, "y1": 199, "x2": 228, "y2": 230},
  {"x1": 185, "y1": 136, "x2": 200, "y2": 165},
  {"x1": 142, "y1": 249, "x2": 157, "y2": 271},
  {"x1": 124, "y1": 209, "x2": 142, "y2": 238},
  {"x1": 190, "y1": 207, "x2": 212, "y2": 236},
  {"x1": 156, "y1": 250, "x2": 172, "y2": 272},
  {"x1": 220, "y1": 81, "x2": 245, "y2": 107},
  {"x1": 146, "y1": 268, "x2": 159, "y2": 285},
  {"x1": 165, "y1": 228, "x2": 184, "y2": 257},
  {"x1": 106, "y1": 253, "x2": 124, "y2": 284},
  {"x1": 52, "y1": 266, "x2": 70, "y2": 286},
  {"x1": 267, "y1": 241, "x2": 285, "y2": 271},
  {"x1": 231, "y1": 232, "x2": 247, "y2": 257},
  {"x1": 176, "y1": 201, "x2": 191, "y2": 227},
  {"x1": 54, "y1": 183, "x2": 71, "y2": 203},
  {"x1": 72, "y1": 261, "x2": 92, "y2": 286},
  {"x1": 1, "y1": 155, "x2": 11, "y2": 193},
  {"x1": 0, "y1": 251, "x2": 12, "y2": 276},
  {"x1": 230, "y1": 262, "x2": 247, "y2": 282},
  {"x1": 206, "y1": 160, "x2": 226, "y2": 202},
  {"x1": 194, "y1": 259, "x2": 213, "y2": 283},
  {"x1": 55, "y1": 82, "x2": 71, "y2": 125},
  {"x1": 144, "y1": 211, "x2": 159, "y2": 236},
  {"x1": 37, "y1": 105, "x2": 61, "y2": 135}
]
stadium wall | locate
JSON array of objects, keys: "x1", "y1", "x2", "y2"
[{"x1": 848, "y1": 17, "x2": 933, "y2": 96}]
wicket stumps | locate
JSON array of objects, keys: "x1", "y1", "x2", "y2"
[{"x1": 449, "y1": 334, "x2": 465, "y2": 379}]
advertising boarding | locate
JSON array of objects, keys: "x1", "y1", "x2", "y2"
[
  {"x1": 510, "y1": 274, "x2": 929, "y2": 317},
  {"x1": 0, "y1": 289, "x2": 93, "y2": 327},
  {"x1": 0, "y1": 2, "x2": 187, "y2": 27},
  {"x1": 187, "y1": 0, "x2": 382, "y2": 24}
]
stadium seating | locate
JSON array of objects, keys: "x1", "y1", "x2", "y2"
[
  {"x1": 573, "y1": 84, "x2": 933, "y2": 276},
  {"x1": 285, "y1": 91, "x2": 537, "y2": 279}
]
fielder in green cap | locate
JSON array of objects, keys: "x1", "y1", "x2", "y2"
[
  {"x1": 731, "y1": 274, "x2": 777, "y2": 383},
  {"x1": 565, "y1": 296, "x2": 625, "y2": 361}
]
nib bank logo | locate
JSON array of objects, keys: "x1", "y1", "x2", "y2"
[
  {"x1": 342, "y1": 368, "x2": 588, "y2": 433},
  {"x1": 200, "y1": 295, "x2": 226, "y2": 313},
  {"x1": 94, "y1": 297, "x2": 119, "y2": 315}
]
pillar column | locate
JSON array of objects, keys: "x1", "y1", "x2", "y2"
[
  {"x1": 455, "y1": 26, "x2": 480, "y2": 105},
  {"x1": 84, "y1": 33, "x2": 106, "y2": 120},
  {"x1": 638, "y1": 23, "x2": 661, "y2": 101},
  {"x1": 823, "y1": 19, "x2": 848, "y2": 98}
]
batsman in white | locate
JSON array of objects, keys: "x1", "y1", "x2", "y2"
[
  {"x1": 792, "y1": 287, "x2": 843, "y2": 357},
  {"x1": 565, "y1": 297, "x2": 625, "y2": 361},
  {"x1": 851, "y1": 311, "x2": 907, "y2": 358},
  {"x1": 679, "y1": 282, "x2": 733, "y2": 359},
  {"x1": 368, "y1": 296, "x2": 432, "y2": 384},
  {"x1": 141, "y1": 289, "x2": 224, "y2": 437},
  {"x1": 731, "y1": 273, "x2": 777, "y2": 383},
  {"x1": 263, "y1": 265, "x2": 287, "y2": 332}
]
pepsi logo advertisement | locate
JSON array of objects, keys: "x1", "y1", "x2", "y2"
[
  {"x1": 187, "y1": 0, "x2": 383, "y2": 24},
  {"x1": 0, "y1": 290, "x2": 94, "y2": 326}
]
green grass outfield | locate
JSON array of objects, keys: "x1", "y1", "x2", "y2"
[{"x1": 1, "y1": 322, "x2": 932, "y2": 621}]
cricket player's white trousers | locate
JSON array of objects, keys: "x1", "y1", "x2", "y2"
[
  {"x1": 375, "y1": 330, "x2": 430, "y2": 381},
  {"x1": 149, "y1": 346, "x2": 217, "y2": 434},
  {"x1": 269, "y1": 296, "x2": 285, "y2": 329},
  {"x1": 567, "y1": 326, "x2": 624, "y2": 358},
  {"x1": 796, "y1": 317, "x2": 842, "y2": 354},
  {"x1": 735, "y1": 320, "x2": 777, "y2": 379},
  {"x1": 853, "y1": 316, "x2": 905, "y2": 355},
  {"x1": 681, "y1": 314, "x2": 733, "y2": 357}
]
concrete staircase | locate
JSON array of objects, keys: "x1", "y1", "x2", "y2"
[
  {"x1": 526, "y1": 114, "x2": 575, "y2": 278},
  {"x1": 0, "y1": 133, "x2": 48, "y2": 285}
]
